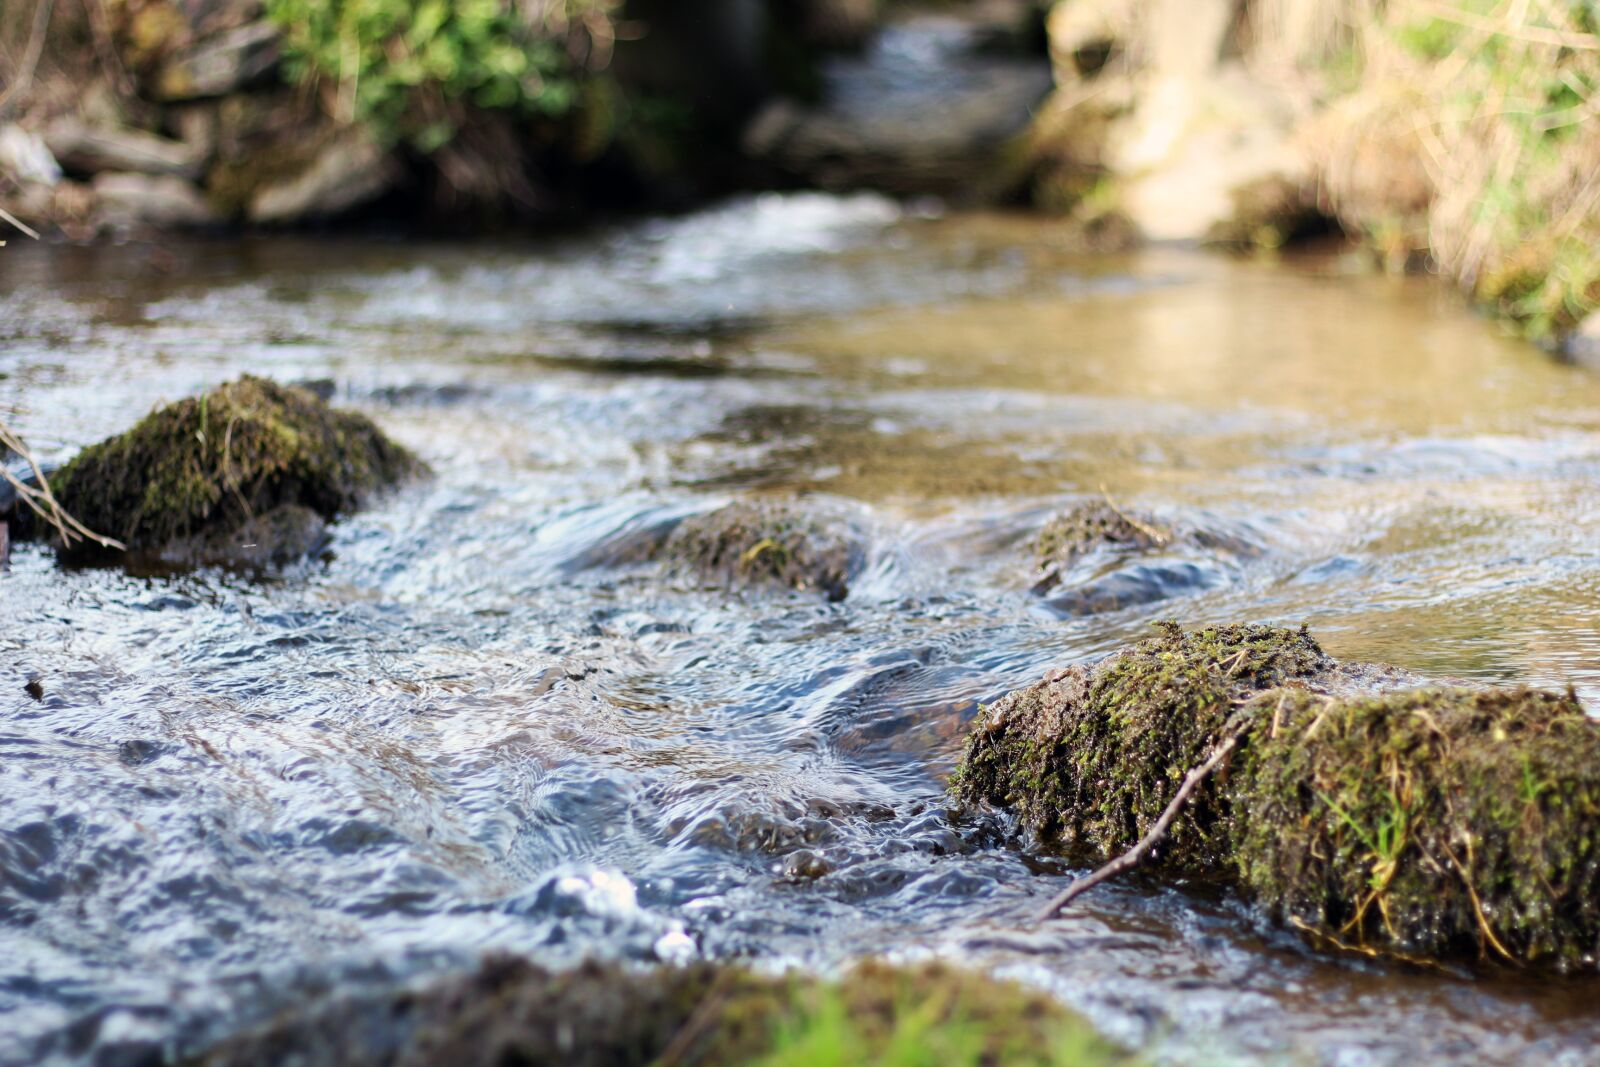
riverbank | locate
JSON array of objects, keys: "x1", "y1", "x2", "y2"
[
  {"x1": 0, "y1": 0, "x2": 1048, "y2": 236},
  {"x1": 1025, "y1": 0, "x2": 1600, "y2": 348},
  {"x1": 3, "y1": 2, "x2": 1597, "y2": 345}
]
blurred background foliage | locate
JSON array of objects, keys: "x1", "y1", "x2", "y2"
[
  {"x1": 263, "y1": 0, "x2": 621, "y2": 150},
  {"x1": 2, "y1": 0, "x2": 1599, "y2": 344}
]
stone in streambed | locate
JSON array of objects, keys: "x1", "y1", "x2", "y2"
[
  {"x1": 951, "y1": 622, "x2": 1600, "y2": 970},
  {"x1": 659, "y1": 497, "x2": 866, "y2": 601},
  {"x1": 48, "y1": 376, "x2": 424, "y2": 568},
  {"x1": 1030, "y1": 499, "x2": 1260, "y2": 614}
]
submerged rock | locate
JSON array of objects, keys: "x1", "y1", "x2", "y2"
[
  {"x1": 198, "y1": 956, "x2": 1125, "y2": 1067},
  {"x1": 49, "y1": 376, "x2": 423, "y2": 567},
  {"x1": 660, "y1": 498, "x2": 866, "y2": 601},
  {"x1": 1032, "y1": 499, "x2": 1167, "y2": 592},
  {"x1": 952, "y1": 623, "x2": 1600, "y2": 969},
  {"x1": 1030, "y1": 499, "x2": 1259, "y2": 614}
]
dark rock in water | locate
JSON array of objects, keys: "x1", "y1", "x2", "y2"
[
  {"x1": 659, "y1": 497, "x2": 866, "y2": 601},
  {"x1": 952, "y1": 622, "x2": 1600, "y2": 970},
  {"x1": 1041, "y1": 560, "x2": 1228, "y2": 615},
  {"x1": 1032, "y1": 499, "x2": 1166, "y2": 593},
  {"x1": 165, "y1": 502, "x2": 331, "y2": 568},
  {"x1": 1030, "y1": 499, "x2": 1261, "y2": 614},
  {"x1": 196, "y1": 956, "x2": 1123, "y2": 1067},
  {"x1": 48, "y1": 376, "x2": 424, "y2": 569},
  {"x1": 290, "y1": 377, "x2": 338, "y2": 402},
  {"x1": 0, "y1": 459, "x2": 47, "y2": 542}
]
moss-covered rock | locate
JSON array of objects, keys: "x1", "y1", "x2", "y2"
[
  {"x1": 1032, "y1": 500, "x2": 1167, "y2": 594},
  {"x1": 1029, "y1": 501, "x2": 1260, "y2": 614},
  {"x1": 952, "y1": 623, "x2": 1600, "y2": 970},
  {"x1": 196, "y1": 956, "x2": 1127, "y2": 1067},
  {"x1": 660, "y1": 498, "x2": 865, "y2": 601},
  {"x1": 50, "y1": 375, "x2": 423, "y2": 567}
]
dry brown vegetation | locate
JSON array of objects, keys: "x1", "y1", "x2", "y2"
[{"x1": 1299, "y1": 0, "x2": 1600, "y2": 340}]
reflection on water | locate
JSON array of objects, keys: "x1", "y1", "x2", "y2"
[{"x1": 4, "y1": 195, "x2": 1600, "y2": 1065}]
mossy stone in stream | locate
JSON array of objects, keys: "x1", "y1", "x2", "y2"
[
  {"x1": 196, "y1": 956, "x2": 1127, "y2": 1067},
  {"x1": 1234, "y1": 685, "x2": 1600, "y2": 967},
  {"x1": 953, "y1": 623, "x2": 1329, "y2": 865},
  {"x1": 50, "y1": 375, "x2": 424, "y2": 566},
  {"x1": 1031, "y1": 500, "x2": 1263, "y2": 601},
  {"x1": 661, "y1": 498, "x2": 865, "y2": 601},
  {"x1": 952, "y1": 623, "x2": 1600, "y2": 969},
  {"x1": 1032, "y1": 500, "x2": 1168, "y2": 594}
]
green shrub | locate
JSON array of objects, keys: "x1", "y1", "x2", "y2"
[{"x1": 263, "y1": 0, "x2": 617, "y2": 150}]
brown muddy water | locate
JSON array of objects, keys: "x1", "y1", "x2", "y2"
[{"x1": 3, "y1": 196, "x2": 1600, "y2": 1065}]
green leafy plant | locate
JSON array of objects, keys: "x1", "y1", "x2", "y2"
[
  {"x1": 750, "y1": 983, "x2": 1125, "y2": 1067},
  {"x1": 263, "y1": 0, "x2": 617, "y2": 150}
]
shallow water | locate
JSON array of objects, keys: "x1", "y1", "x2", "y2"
[{"x1": 4, "y1": 195, "x2": 1600, "y2": 1065}]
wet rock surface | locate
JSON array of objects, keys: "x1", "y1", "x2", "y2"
[
  {"x1": 46, "y1": 376, "x2": 423, "y2": 568},
  {"x1": 659, "y1": 497, "x2": 867, "y2": 601},
  {"x1": 1030, "y1": 499, "x2": 1261, "y2": 615},
  {"x1": 953, "y1": 623, "x2": 1600, "y2": 969}
]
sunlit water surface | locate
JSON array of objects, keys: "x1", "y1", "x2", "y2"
[{"x1": 4, "y1": 195, "x2": 1600, "y2": 1065}]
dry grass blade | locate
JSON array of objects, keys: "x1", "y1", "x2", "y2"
[
  {"x1": 1412, "y1": 0, "x2": 1600, "y2": 50},
  {"x1": 0, "y1": 419, "x2": 125, "y2": 551},
  {"x1": 0, "y1": 205, "x2": 40, "y2": 241},
  {"x1": 0, "y1": 0, "x2": 54, "y2": 120}
]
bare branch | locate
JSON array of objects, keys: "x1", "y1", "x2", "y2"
[
  {"x1": 1034, "y1": 724, "x2": 1246, "y2": 920},
  {"x1": 0, "y1": 419, "x2": 125, "y2": 551}
]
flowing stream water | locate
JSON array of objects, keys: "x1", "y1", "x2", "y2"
[{"x1": 4, "y1": 195, "x2": 1600, "y2": 1065}]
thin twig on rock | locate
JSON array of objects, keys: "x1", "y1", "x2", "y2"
[
  {"x1": 1034, "y1": 724, "x2": 1247, "y2": 921},
  {"x1": 0, "y1": 418, "x2": 124, "y2": 551}
]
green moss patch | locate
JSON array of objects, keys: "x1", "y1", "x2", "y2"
[
  {"x1": 660, "y1": 498, "x2": 866, "y2": 601},
  {"x1": 197, "y1": 957, "x2": 1127, "y2": 1067},
  {"x1": 1032, "y1": 500, "x2": 1168, "y2": 594},
  {"x1": 51, "y1": 375, "x2": 424, "y2": 565},
  {"x1": 953, "y1": 623, "x2": 1600, "y2": 969}
]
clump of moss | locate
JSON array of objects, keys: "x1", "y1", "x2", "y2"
[
  {"x1": 1030, "y1": 501, "x2": 1260, "y2": 606},
  {"x1": 50, "y1": 376, "x2": 424, "y2": 565},
  {"x1": 197, "y1": 956, "x2": 1127, "y2": 1067},
  {"x1": 661, "y1": 498, "x2": 866, "y2": 602},
  {"x1": 1234, "y1": 685, "x2": 1600, "y2": 968},
  {"x1": 953, "y1": 623, "x2": 1600, "y2": 969},
  {"x1": 1032, "y1": 500, "x2": 1168, "y2": 594},
  {"x1": 953, "y1": 623, "x2": 1328, "y2": 864}
]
